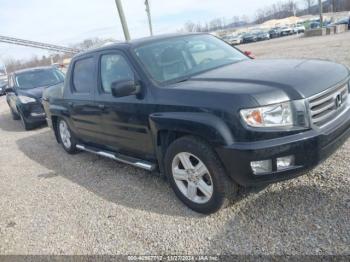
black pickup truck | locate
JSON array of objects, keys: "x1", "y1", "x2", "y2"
[{"x1": 43, "y1": 33, "x2": 350, "y2": 214}]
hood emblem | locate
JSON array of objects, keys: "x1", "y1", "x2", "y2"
[{"x1": 335, "y1": 93, "x2": 343, "y2": 108}]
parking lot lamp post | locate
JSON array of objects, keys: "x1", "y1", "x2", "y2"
[
  {"x1": 145, "y1": 0, "x2": 153, "y2": 36},
  {"x1": 114, "y1": 0, "x2": 131, "y2": 41}
]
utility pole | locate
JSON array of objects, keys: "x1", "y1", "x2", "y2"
[
  {"x1": 145, "y1": 0, "x2": 153, "y2": 36},
  {"x1": 114, "y1": 0, "x2": 130, "y2": 41},
  {"x1": 318, "y1": 0, "x2": 323, "y2": 27}
]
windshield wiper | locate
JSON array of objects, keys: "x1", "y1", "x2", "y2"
[{"x1": 175, "y1": 77, "x2": 191, "y2": 83}]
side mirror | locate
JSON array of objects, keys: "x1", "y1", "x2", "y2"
[
  {"x1": 244, "y1": 51, "x2": 255, "y2": 59},
  {"x1": 5, "y1": 86, "x2": 15, "y2": 93},
  {"x1": 111, "y1": 80, "x2": 140, "y2": 98}
]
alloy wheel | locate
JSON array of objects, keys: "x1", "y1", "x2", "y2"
[
  {"x1": 171, "y1": 152, "x2": 213, "y2": 204},
  {"x1": 59, "y1": 120, "x2": 72, "y2": 149}
]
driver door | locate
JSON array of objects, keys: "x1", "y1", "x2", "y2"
[{"x1": 94, "y1": 51, "x2": 153, "y2": 157}]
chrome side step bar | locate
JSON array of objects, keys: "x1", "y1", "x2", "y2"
[{"x1": 76, "y1": 144, "x2": 156, "y2": 171}]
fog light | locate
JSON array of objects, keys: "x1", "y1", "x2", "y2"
[
  {"x1": 31, "y1": 112, "x2": 45, "y2": 117},
  {"x1": 251, "y1": 160, "x2": 272, "y2": 175},
  {"x1": 277, "y1": 155, "x2": 294, "y2": 170}
]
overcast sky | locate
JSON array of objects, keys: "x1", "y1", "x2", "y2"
[{"x1": 0, "y1": 0, "x2": 305, "y2": 62}]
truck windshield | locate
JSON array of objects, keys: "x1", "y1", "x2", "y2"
[
  {"x1": 133, "y1": 34, "x2": 247, "y2": 84},
  {"x1": 15, "y1": 69, "x2": 64, "y2": 89}
]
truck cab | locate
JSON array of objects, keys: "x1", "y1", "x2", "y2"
[{"x1": 43, "y1": 33, "x2": 350, "y2": 213}]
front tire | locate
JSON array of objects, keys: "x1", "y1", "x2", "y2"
[
  {"x1": 164, "y1": 136, "x2": 238, "y2": 214},
  {"x1": 10, "y1": 108, "x2": 20, "y2": 120},
  {"x1": 57, "y1": 118, "x2": 78, "y2": 154},
  {"x1": 19, "y1": 111, "x2": 34, "y2": 130}
]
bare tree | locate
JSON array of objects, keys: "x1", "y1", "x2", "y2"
[
  {"x1": 304, "y1": 0, "x2": 315, "y2": 14},
  {"x1": 194, "y1": 22, "x2": 203, "y2": 32},
  {"x1": 232, "y1": 16, "x2": 240, "y2": 24},
  {"x1": 184, "y1": 21, "x2": 196, "y2": 32},
  {"x1": 333, "y1": 0, "x2": 350, "y2": 11},
  {"x1": 241, "y1": 15, "x2": 249, "y2": 23},
  {"x1": 209, "y1": 18, "x2": 223, "y2": 31},
  {"x1": 331, "y1": 0, "x2": 336, "y2": 12},
  {"x1": 286, "y1": 0, "x2": 298, "y2": 15},
  {"x1": 255, "y1": 0, "x2": 299, "y2": 24}
]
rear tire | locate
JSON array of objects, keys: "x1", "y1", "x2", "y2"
[
  {"x1": 164, "y1": 136, "x2": 238, "y2": 214},
  {"x1": 57, "y1": 118, "x2": 78, "y2": 154}
]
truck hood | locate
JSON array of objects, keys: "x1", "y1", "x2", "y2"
[
  {"x1": 17, "y1": 84, "x2": 57, "y2": 99},
  {"x1": 185, "y1": 59, "x2": 350, "y2": 104}
]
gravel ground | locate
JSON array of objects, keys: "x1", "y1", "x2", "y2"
[{"x1": 0, "y1": 32, "x2": 350, "y2": 256}]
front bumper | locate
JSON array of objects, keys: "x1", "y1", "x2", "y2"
[
  {"x1": 216, "y1": 107, "x2": 350, "y2": 186},
  {"x1": 18, "y1": 102, "x2": 46, "y2": 124}
]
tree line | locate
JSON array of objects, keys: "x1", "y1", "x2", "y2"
[
  {"x1": 182, "y1": 0, "x2": 350, "y2": 32},
  {"x1": 256, "y1": 0, "x2": 350, "y2": 24}
]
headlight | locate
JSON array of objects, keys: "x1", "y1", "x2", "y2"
[
  {"x1": 18, "y1": 95, "x2": 36, "y2": 104},
  {"x1": 240, "y1": 102, "x2": 293, "y2": 128}
]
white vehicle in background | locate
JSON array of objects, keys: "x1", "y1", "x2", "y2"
[
  {"x1": 293, "y1": 24, "x2": 306, "y2": 34},
  {"x1": 0, "y1": 64, "x2": 7, "y2": 83},
  {"x1": 221, "y1": 34, "x2": 242, "y2": 45},
  {"x1": 280, "y1": 26, "x2": 293, "y2": 36},
  {"x1": 229, "y1": 34, "x2": 243, "y2": 45}
]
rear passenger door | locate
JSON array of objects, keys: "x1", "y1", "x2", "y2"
[
  {"x1": 65, "y1": 55, "x2": 101, "y2": 143},
  {"x1": 94, "y1": 51, "x2": 154, "y2": 157}
]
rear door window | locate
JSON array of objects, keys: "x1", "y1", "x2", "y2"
[{"x1": 72, "y1": 57, "x2": 95, "y2": 94}]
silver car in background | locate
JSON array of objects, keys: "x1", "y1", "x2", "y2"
[{"x1": 222, "y1": 34, "x2": 242, "y2": 45}]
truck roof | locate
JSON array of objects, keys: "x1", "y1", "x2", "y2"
[{"x1": 74, "y1": 33, "x2": 207, "y2": 58}]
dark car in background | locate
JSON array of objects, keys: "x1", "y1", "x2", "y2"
[
  {"x1": 333, "y1": 17, "x2": 350, "y2": 29},
  {"x1": 6, "y1": 66, "x2": 65, "y2": 130},
  {"x1": 310, "y1": 21, "x2": 321, "y2": 29},
  {"x1": 242, "y1": 33, "x2": 257, "y2": 43},
  {"x1": 43, "y1": 33, "x2": 350, "y2": 214},
  {"x1": 255, "y1": 31, "x2": 270, "y2": 41},
  {"x1": 268, "y1": 29, "x2": 280, "y2": 38}
]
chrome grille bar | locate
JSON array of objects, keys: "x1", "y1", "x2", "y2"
[{"x1": 308, "y1": 82, "x2": 349, "y2": 127}]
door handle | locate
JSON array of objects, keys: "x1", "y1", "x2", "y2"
[{"x1": 98, "y1": 104, "x2": 106, "y2": 110}]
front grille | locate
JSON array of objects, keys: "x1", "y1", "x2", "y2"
[{"x1": 308, "y1": 83, "x2": 349, "y2": 127}]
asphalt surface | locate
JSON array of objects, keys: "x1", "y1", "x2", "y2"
[{"x1": 0, "y1": 32, "x2": 349, "y2": 255}]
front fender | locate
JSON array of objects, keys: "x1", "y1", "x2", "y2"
[
  {"x1": 149, "y1": 112, "x2": 234, "y2": 146},
  {"x1": 47, "y1": 104, "x2": 71, "y2": 143},
  {"x1": 49, "y1": 104, "x2": 70, "y2": 117}
]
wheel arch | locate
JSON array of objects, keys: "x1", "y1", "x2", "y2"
[
  {"x1": 51, "y1": 115, "x2": 60, "y2": 143},
  {"x1": 49, "y1": 104, "x2": 71, "y2": 144},
  {"x1": 149, "y1": 112, "x2": 234, "y2": 174}
]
